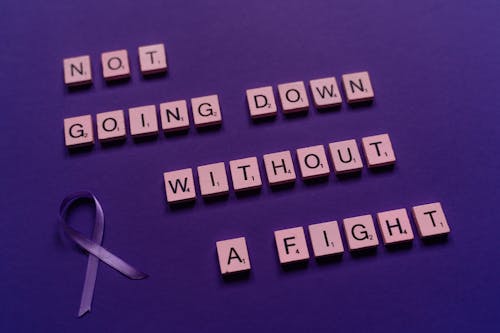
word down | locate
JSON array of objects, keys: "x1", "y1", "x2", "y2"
[
  {"x1": 246, "y1": 71, "x2": 374, "y2": 119},
  {"x1": 63, "y1": 43, "x2": 168, "y2": 86},
  {"x1": 216, "y1": 202, "x2": 450, "y2": 275},
  {"x1": 163, "y1": 133, "x2": 396, "y2": 203}
]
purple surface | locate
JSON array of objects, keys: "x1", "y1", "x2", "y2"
[{"x1": 1, "y1": 0, "x2": 499, "y2": 332}]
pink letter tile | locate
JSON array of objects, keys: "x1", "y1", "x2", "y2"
[
  {"x1": 412, "y1": 202, "x2": 450, "y2": 238},
  {"x1": 163, "y1": 168, "x2": 196, "y2": 204},
  {"x1": 296, "y1": 145, "x2": 330, "y2": 180},
  {"x1": 308, "y1": 221, "x2": 344, "y2": 258},
  {"x1": 160, "y1": 100, "x2": 190, "y2": 132},
  {"x1": 277, "y1": 81, "x2": 309, "y2": 114},
  {"x1": 341, "y1": 71, "x2": 374, "y2": 103},
  {"x1": 128, "y1": 105, "x2": 159, "y2": 137},
  {"x1": 246, "y1": 86, "x2": 277, "y2": 119},
  {"x1": 197, "y1": 162, "x2": 229, "y2": 197},
  {"x1": 64, "y1": 115, "x2": 94, "y2": 148},
  {"x1": 343, "y1": 215, "x2": 379, "y2": 251},
  {"x1": 229, "y1": 157, "x2": 262, "y2": 192},
  {"x1": 329, "y1": 139, "x2": 363, "y2": 174},
  {"x1": 96, "y1": 110, "x2": 126, "y2": 142},
  {"x1": 274, "y1": 226, "x2": 310, "y2": 264},
  {"x1": 263, "y1": 150, "x2": 296, "y2": 186},
  {"x1": 63, "y1": 55, "x2": 92, "y2": 86},
  {"x1": 361, "y1": 133, "x2": 396, "y2": 168},
  {"x1": 101, "y1": 49, "x2": 130, "y2": 81},
  {"x1": 216, "y1": 237, "x2": 251, "y2": 275},
  {"x1": 376, "y1": 208, "x2": 414, "y2": 245},
  {"x1": 191, "y1": 94, "x2": 222, "y2": 128},
  {"x1": 138, "y1": 43, "x2": 167, "y2": 74},
  {"x1": 309, "y1": 77, "x2": 342, "y2": 108}
]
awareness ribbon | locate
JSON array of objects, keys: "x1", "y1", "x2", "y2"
[{"x1": 59, "y1": 191, "x2": 148, "y2": 317}]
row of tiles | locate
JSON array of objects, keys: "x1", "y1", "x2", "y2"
[
  {"x1": 63, "y1": 95, "x2": 222, "y2": 147},
  {"x1": 63, "y1": 71, "x2": 374, "y2": 148},
  {"x1": 63, "y1": 43, "x2": 168, "y2": 86},
  {"x1": 163, "y1": 133, "x2": 396, "y2": 203},
  {"x1": 216, "y1": 202, "x2": 450, "y2": 275}
]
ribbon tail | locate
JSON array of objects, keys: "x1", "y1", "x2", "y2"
[
  {"x1": 63, "y1": 226, "x2": 148, "y2": 279},
  {"x1": 78, "y1": 253, "x2": 100, "y2": 317},
  {"x1": 96, "y1": 246, "x2": 149, "y2": 279}
]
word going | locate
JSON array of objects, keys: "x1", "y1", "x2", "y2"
[
  {"x1": 63, "y1": 95, "x2": 221, "y2": 147},
  {"x1": 63, "y1": 43, "x2": 167, "y2": 86},
  {"x1": 246, "y1": 71, "x2": 374, "y2": 119},
  {"x1": 216, "y1": 202, "x2": 450, "y2": 275},
  {"x1": 163, "y1": 133, "x2": 396, "y2": 204}
]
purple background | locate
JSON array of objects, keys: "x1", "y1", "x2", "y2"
[{"x1": 1, "y1": 0, "x2": 499, "y2": 332}]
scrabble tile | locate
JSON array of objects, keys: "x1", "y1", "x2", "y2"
[
  {"x1": 309, "y1": 77, "x2": 342, "y2": 108},
  {"x1": 296, "y1": 145, "x2": 330, "y2": 180},
  {"x1": 329, "y1": 139, "x2": 363, "y2": 174},
  {"x1": 96, "y1": 110, "x2": 126, "y2": 142},
  {"x1": 229, "y1": 157, "x2": 262, "y2": 192},
  {"x1": 63, "y1": 55, "x2": 92, "y2": 86},
  {"x1": 376, "y1": 208, "x2": 414, "y2": 245},
  {"x1": 274, "y1": 226, "x2": 310, "y2": 264},
  {"x1": 361, "y1": 133, "x2": 396, "y2": 168},
  {"x1": 64, "y1": 115, "x2": 94, "y2": 148},
  {"x1": 101, "y1": 49, "x2": 130, "y2": 81},
  {"x1": 191, "y1": 95, "x2": 222, "y2": 128},
  {"x1": 308, "y1": 221, "x2": 344, "y2": 257},
  {"x1": 138, "y1": 43, "x2": 167, "y2": 74},
  {"x1": 216, "y1": 237, "x2": 251, "y2": 275},
  {"x1": 163, "y1": 168, "x2": 196, "y2": 204},
  {"x1": 197, "y1": 162, "x2": 229, "y2": 197},
  {"x1": 160, "y1": 100, "x2": 190, "y2": 132},
  {"x1": 263, "y1": 150, "x2": 296, "y2": 185},
  {"x1": 343, "y1": 215, "x2": 379, "y2": 251},
  {"x1": 246, "y1": 86, "x2": 277, "y2": 118},
  {"x1": 128, "y1": 105, "x2": 159, "y2": 137},
  {"x1": 341, "y1": 71, "x2": 374, "y2": 103},
  {"x1": 277, "y1": 81, "x2": 309, "y2": 114},
  {"x1": 412, "y1": 202, "x2": 450, "y2": 238}
]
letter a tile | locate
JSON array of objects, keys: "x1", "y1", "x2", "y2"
[{"x1": 216, "y1": 237, "x2": 251, "y2": 275}]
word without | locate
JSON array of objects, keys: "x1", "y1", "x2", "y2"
[
  {"x1": 63, "y1": 43, "x2": 167, "y2": 86},
  {"x1": 163, "y1": 133, "x2": 396, "y2": 204},
  {"x1": 216, "y1": 202, "x2": 450, "y2": 275}
]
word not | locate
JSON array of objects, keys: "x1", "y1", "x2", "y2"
[
  {"x1": 216, "y1": 202, "x2": 450, "y2": 275},
  {"x1": 163, "y1": 133, "x2": 396, "y2": 204},
  {"x1": 246, "y1": 71, "x2": 374, "y2": 119},
  {"x1": 63, "y1": 43, "x2": 167, "y2": 86},
  {"x1": 63, "y1": 95, "x2": 222, "y2": 148}
]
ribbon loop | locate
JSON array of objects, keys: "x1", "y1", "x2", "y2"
[{"x1": 59, "y1": 191, "x2": 147, "y2": 317}]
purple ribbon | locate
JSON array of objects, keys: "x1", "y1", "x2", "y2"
[{"x1": 59, "y1": 191, "x2": 148, "y2": 317}]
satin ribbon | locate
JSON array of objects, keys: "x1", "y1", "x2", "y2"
[{"x1": 59, "y1": 191, "x2": 148, "y2": 317}]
